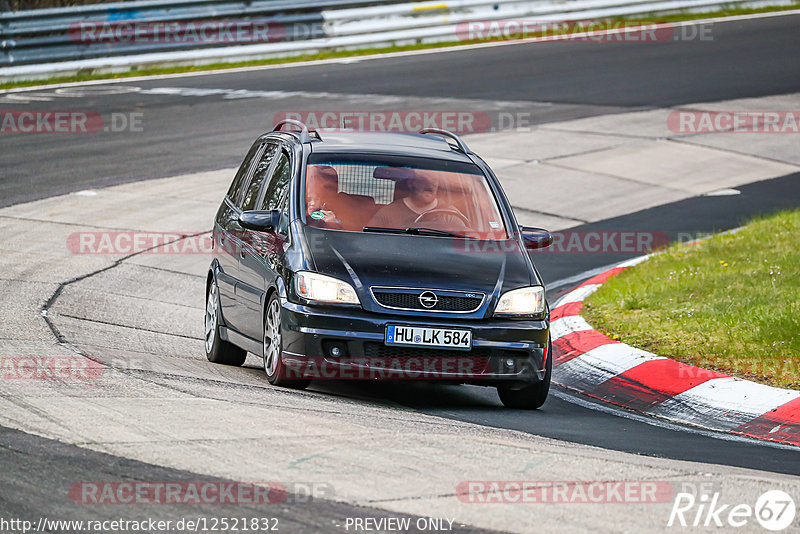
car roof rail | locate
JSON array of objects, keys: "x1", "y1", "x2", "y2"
[
  {"x1": 419, "y1": 128, "x2": 471, "y2": 154},
  {"x1": 272, "y1": 119, "x2": 321, "y2": 143}
]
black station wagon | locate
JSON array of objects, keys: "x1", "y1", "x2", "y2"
[{"x1": 205, "y1": 120, "x2": 554, "y2": 408}]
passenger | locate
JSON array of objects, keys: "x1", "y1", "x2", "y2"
[
  {"x1": 305, "y1": 165, "x2": 342, "y2": 229},
  {"x1": 367, "y1": 171, "x2": 466, "y2": 230}
]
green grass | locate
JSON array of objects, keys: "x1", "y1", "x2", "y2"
[
  {"x1": 583, "y1": 210, "x2": 800, "y2": 389},
  {"x1": 1, "y1": 3, "x2": 798, "y2": 90}
]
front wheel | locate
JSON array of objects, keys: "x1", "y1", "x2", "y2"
[
  {"x1": 263, "y1": 293, "x2": 310, "y2": 389},
  {"x1": 497, "y1": 340, "x2": 552, "y2": 409},
  {"x1": 205, "y1": 277, "x2": 247, "y2": 366}
]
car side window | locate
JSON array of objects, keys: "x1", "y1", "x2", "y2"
[
  {"x1": 241, "y1": 143, "x2": 279, "y2": 211},
  {"x1": 258, "y1": 150, "x2": 292, "y2": 212},
  {"x1": 227, "y1": 143, "x2": 262, "y2": 205}
]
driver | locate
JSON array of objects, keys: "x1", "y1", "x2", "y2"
[
  {"x1": 367, "y1": 171, "x2": 466, "y2": 230},
  {"x1": 305, "y1": 165, "x2": 342, "y2": 229}
]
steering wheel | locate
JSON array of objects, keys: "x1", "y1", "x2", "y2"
[{"x1": 414, "y1": 207, "x2": 469, "y2": 227}]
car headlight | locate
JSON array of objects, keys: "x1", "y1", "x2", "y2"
[
  {"x1": 295, "y1": 271, "x2": 359, "y2": 305},
  {"x1": 495, "y1": 286, "x2": 546, "y2": 316}
]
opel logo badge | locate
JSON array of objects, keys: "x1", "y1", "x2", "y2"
[{"x1": 419, "y1": 291, "x2": 438, "y2": 309}]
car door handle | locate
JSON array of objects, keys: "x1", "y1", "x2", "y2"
[{"x1": 240, "y1": 250, "x2": 246, "y2": 259}]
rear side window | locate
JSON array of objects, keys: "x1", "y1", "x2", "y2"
[
  {"x1": 259, "y1": 151, "x2": 292, "y2": 211},
  {"x1": 227, "y1": 143, "x2": 262, "y2": 204},
  {"x1": 241, "y1": 143, "x2": 279, "y2": 211}
]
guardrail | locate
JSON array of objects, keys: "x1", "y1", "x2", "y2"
[
  {"x1": 0, "y1": 0, "x2": 405, "y2": 66},
  {"x1": 1, "y1": 0, "x2": 794, "y2": 81}
]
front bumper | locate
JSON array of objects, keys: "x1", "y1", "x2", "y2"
[{"x1": 280, "y1": 301, "x2": 549, "y2": 386}]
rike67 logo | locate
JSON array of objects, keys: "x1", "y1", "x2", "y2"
[{"x1": 668, "y1": 489, "x2": 796, "y2": 531}]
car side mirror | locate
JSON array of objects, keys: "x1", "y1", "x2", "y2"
[
  {"x1": 520, "y1": 226, "x2": 553, "y2": 250},
  {"x1": 239, "y1": 210, "x2": 282, "y2": 232}
]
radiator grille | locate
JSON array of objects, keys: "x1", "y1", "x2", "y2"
[{"x1": 371, "y1": 289, "x2": 483, "y2": 312}]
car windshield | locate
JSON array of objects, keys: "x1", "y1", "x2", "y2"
[{"x1": 304, "y1": 154, "x2": 508, "y2": 239}]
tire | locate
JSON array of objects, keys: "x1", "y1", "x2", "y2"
[
  {"x1": 205, "y1": 276, "x2": 247, "y2": 366},
  {"x1": 497, "y1": 339, "x2": 552, "y2": 409},
  {"x1": 263, "y1": 293, "x2": 311, "y2": 390}
]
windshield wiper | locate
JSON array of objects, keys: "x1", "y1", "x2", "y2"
[
  {"x1": 362, "y1": 226, "x2": 468, "y2": 238},
  {"x1": 362, "y1": 226, "x2": 407, "y2": 234},
  {"x1": 404, "y1": 227, "x2": 467, "y2": 238}
]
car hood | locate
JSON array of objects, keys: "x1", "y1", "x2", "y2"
[{"x1": 302, "y1": 227, "x2": 537, "y2": 317}]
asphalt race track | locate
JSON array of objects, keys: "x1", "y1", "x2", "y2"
[
  {"x1": 1, "y1": 13, "x2": 799, "y2": 207},
  {"x1": 1, "y1": 11, "x2": 799, "y2": 532}
]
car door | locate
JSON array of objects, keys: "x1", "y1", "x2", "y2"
[
  {"x1": 237, "y1": 146, "x2": 294, "y2": 340},
  {"x1": 214, "y1": 141, "x2": 264, "y2": 330},
  {"x1": 223, "y1": 142, "x2": 280, "y2": 336}
]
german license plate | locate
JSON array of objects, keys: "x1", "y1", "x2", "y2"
[{"x1": 385, "y1": 325, "x2": 472, "y2": 350}]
